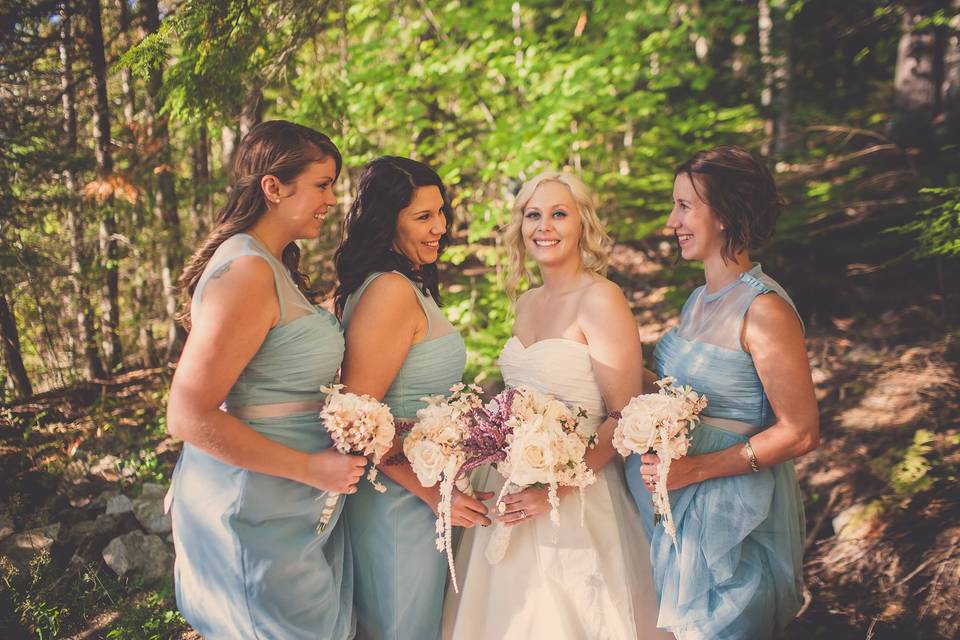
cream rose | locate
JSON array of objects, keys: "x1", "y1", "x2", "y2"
[{"x1": 406, "y1": 439, "x2": 446, "y2": 486}]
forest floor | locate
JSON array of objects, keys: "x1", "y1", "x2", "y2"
[{"x1": 0, "y1": 243, "x2": 957, "y2": 639}]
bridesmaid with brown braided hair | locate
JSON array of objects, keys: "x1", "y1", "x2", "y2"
[{"x1": 165, "y1": 120, "x2": 366, "y2": 638}]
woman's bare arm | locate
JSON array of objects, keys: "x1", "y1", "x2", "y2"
[{"x1": 167, "y1": 256, "x2": 365, "y2": 493}]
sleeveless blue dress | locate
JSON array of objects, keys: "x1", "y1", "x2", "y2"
[
  {"x1": 341, "y1": 272, "x2": 467, "y2": 640},
  {"x1": 168, "y1": 234, "x2": 354, "y2": 639},
  {"x1": 625, "y1": 264, "x2": 806, "y2": 640}
]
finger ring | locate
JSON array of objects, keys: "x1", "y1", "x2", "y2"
[{"x1": 520, "y1": 509, "x2": 527, "y2": 519}]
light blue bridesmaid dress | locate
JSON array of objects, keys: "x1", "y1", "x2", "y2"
[
  {"x1": 168, "y1": 233, "x2": 354, "y2": 639},
  {"x1": 341, "y1": 271, "x2": 467, "y2": 640},
  {"x1": 625, "y1": 264, "x2": 806, "y2": 640}
]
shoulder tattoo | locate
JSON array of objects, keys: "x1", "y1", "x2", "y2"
[{"x1": 210, "y1": 262, "x2": 231, "y2": 280}]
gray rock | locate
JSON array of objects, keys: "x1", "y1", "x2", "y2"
[
  {"x1": 132, "y1": 495, "x2": 171, "y2": 535},
  {"x1": 94, "y1": 489, "x2": 119, "y2": 509},
  {"x1": 0, "y1": 513, "x2": 14, "y2": 542},
  {"x1": 0, "y1": 523, "x2": 61, "y2": 571},
  {"x1": 139, "y1": 483, "x2": 167, "y2": 501},
  {"x1": 102, "y1": 531, "x2": 171, "y2": 580},
  {"x1": 70, "y1": 514, "x2": 122, "y2": 541},
  {"x1": 105, "y1": 494, "x2": 133, "y2": 515}
]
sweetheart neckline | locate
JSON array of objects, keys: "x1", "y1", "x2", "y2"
[{"x1": 506, "y1": 335, "x2": 590, "y2": 351}]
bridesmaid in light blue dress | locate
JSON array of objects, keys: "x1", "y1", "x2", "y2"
[
  {"x1": 334, "y1": 157, "x2": 492, "y2": 640},
  {"x1": 166, "y1": 121, "x2": 367, "y2": 638},
  {"x1": 625, "y1": 146, "x2": 820, "y2": 640}
]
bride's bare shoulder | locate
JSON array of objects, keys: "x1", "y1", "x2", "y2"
[
  {"x1": 579, "y1": 276, "x2": 629, "y2": 311},
  {"x1": 515, "y1": 286, "x2": 543, "y2": 315}
]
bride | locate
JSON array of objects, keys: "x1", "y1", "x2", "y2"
[{"x1": 442, "y1": 172, "x2": 670, "y2": 639}]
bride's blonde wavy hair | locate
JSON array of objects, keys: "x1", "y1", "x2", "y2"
[{"x1": 503, "y1": 172, "x2": 612, "y2": 299}]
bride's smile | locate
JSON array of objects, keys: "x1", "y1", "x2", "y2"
[{"x1": 521, "y1": 181, "x2": 583, "y2": 268}]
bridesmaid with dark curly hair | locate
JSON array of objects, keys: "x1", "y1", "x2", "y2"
[{"x1": 334, "y1": 156, "x2": 492, "y2": 640}]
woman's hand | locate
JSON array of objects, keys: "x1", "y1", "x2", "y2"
[
  {"x1": 638, "y1": 452, "x2": 701, "y2": 492},
  {"x1": 437, "y1": 489, "x2": 494, "y2": 528},
  {"x1": 497, "y1": 485, "x2": 572, "y2": 527},
  {"x1": 299, "y1": 449, "x2": 368, "y2": 494}
]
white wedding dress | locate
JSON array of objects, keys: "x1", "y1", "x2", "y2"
[{"x1": 442, "y1": 337, "x2": 671, "y2": 640}]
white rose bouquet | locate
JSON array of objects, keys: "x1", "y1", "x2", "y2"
[
  {"x1": 317, "y1": 384, "x2": 396, "y2": 533},
  {"x1": 484, "y1": 385, "x2": 596, "y2": 565},
  {"x1": 403, "y1": 383, "x2": 484, "y2": 592},
  {"x1": 612, "y1": 376, "x2": 707, "y2": 551}
]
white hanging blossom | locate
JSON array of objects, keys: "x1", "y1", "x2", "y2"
[{"x1": 404, "y1": 383, "x2": 484, "y2": 593}]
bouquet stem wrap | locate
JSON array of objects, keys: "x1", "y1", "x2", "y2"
[{"x1": 485, "y1": 483, "x2": 522, "y2": 565}]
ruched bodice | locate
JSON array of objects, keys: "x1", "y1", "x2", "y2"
[
  {"x1": 652, "y1": 264, "x2": 800, "y2": 428},
  {"x1": 207, "y1": 234, "x2": 344, "y2": 413},
  {"x1": 382, "y1": 331, "x2": 465, "y2": 418},
  {"x1": 499, "y1": 337, "x2": 606, "y2": 428},
  {"x1": 226, "y1": 311, "x2": 343, "y2": 408},
  {"x1": 655, "y1": 334, "x2": 775, "y2": 425},
  {"x1": 341, "y1": 271, "x2": 466, "y2": 418}
]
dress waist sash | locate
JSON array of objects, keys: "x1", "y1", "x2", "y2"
[
  {"x1": 700, "y1": 415, "x2": 764, "y2": 437},
  {"x1": 225, "y1": 400, "x2": 324, "y2": 420}
]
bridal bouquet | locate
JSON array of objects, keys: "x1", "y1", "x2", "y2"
[
  {"x1": 403, "y1": 383, "x2": 484, "y2": 592},
  {"x1": 484, "y1": 385, "x2": 596, "y2": 565},
  {"x1": 317, "y1": 385, "x2": 396, "y2": 533},
  {"x1": 612, "y1": 376, "x2": 707, "y2": 551}
]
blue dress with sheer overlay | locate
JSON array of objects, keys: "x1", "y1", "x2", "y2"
[
  {"x1": 341, "y1": 271, "x2": 467, "y2": 640},
  {"x1": 167, "y1": 233, "x2": 354, "y2": 639},
  {"x1": 625, "y1": 264, "x2": 807, "y2": 640}
]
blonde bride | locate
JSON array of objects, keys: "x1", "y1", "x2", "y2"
[{"x1": 441, "y1": 172, "x2": 670, "y2": 640}]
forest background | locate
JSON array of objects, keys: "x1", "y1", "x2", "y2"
[{"x1": 1, "y1": 0, "x2": 958, "y2": 638}]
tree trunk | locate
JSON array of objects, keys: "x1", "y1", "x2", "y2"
[
  {"x1": 758, "y1": 0, "x2": 792, "y2": 156},
  {"x1": 132, "y1": 271, "x2": 158, "y2": 369},
  {"x1": 891, "y1": 0, "x2": 950, "y2": 150},
  {"x1": 115, "y1": 0, "x2": 158, "y2": 369},
  {"x1": 944, "y1": 3, "x2": 960, "y2": 139},
  {"x1": 60, "y1": 5, "x2": 106, "y2": 380},
  {"x1": 221, "y1": 125, "x2": 239, "y2": 176},
  {"x1": 0, "y1": 280, "x2": 32, "y2": 400},
  {"x1": 87, "y1": 0, "x2": 122, "y2": 373},
  {"x1": 191, "y1": 123, "x2": 212, "y2": 243},
  {"x1": 143, "y1": 0, "x2": 186, "y2": 362},
  {"x1": 115, "y1": 0, "x2": 137, "y2": 131},
  {"x1": 239, "y1": 82, "x2": 264, "y2": 139},
  {"x1": 335, "y1": 0, "x2": 354, "y2": 217}
]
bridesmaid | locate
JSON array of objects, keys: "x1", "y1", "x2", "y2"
[
  {"x1": 626, "y1": 145, "x2": 820, "y2": 639},
  {"x1": 334, "y1": 156, "x2": 492, "y2": 640},
  {"x1": 165, "y1": 120, "x2": 366, "y2": 638}
]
